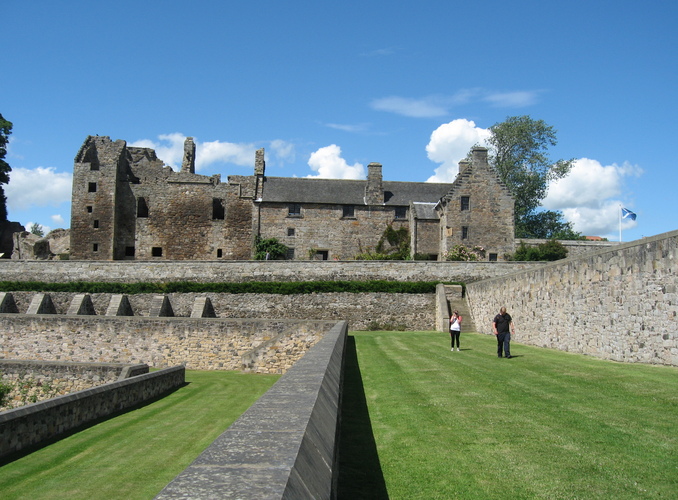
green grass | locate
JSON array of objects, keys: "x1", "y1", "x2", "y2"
[
  {"x1": 0, "y1": 370, "x2": 279, "y2": 500},
  {"x1": 339, "y1": 330, "x2": 678, "y2": 499}
]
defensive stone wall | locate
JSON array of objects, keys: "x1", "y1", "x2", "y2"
[
  {"x1": 0, "y1": 365, "x2": 184, "y2": 460},
  {"x1": 0, "y1": 259, "x2": 544, "y2": 284},
  {"x1": 467, "y1": 230, "x2": 678, "y2": 366},
  {"x1": 0, "y1": 314, "x2": 334, "y2": 373},
  {"x1": 156, "y1": 321, "x2": 347, "y2": 499},
  {"x1": 0, "y1": 360, "x2": 148, "y2": 410}
]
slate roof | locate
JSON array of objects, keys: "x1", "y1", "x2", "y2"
[
  {"x1": 260, "y1": 177, "x2": 452, "y2": 206},
  {"x1": 411, "y1": 202, "x2": 439, "y2": 220}
]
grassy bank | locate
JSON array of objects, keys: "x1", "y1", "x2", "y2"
[
  {"x1": 0, "y1": 370, "x2": 278, "y2": 499},
  {"x1": 339, "y1": 330, "x2": 678, "y2": 499}
]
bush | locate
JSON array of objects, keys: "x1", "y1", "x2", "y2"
[
  {"x1": 444, "y1": 245, "x2": 486, "y2": 261},
  {"x1": 510, "y1": 240, "x2": 568, "y2": 261}
]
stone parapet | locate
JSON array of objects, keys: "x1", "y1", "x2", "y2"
[
  {"x1": 156, "y1": 321, "x2": 347, "y2": 500},
  {"x1": 0, "y1": 259, "x2": 544, "y2": 284},
  {"x1": 0, "y1": 365, "x2": 184, "y2": 460}
]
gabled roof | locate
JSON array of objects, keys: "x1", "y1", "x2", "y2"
[{"x1": 260, "y1": 176, "x2": 452, "y2": 206}]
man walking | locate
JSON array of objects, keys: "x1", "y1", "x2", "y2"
[{"x1": 493, "y1": 307, "x2": 515, "y2": 358}]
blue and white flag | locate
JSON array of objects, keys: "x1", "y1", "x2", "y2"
[{"x1": 621, "y1": 207, "x2": 637, "y2": 220}]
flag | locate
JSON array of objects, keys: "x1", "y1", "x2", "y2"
[{"x1": 621, "y1": 207, "x2": 637, "y2": 220}]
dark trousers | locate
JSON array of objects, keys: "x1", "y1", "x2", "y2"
[
  {"x1": 497, "y1": 332, "x2": 511, "y2": 357},
  {"x1": 450, "y1": 330, "x2": 460, "y2": 348}
]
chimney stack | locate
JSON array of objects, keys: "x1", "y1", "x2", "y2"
[{"x1": 365, "y1": 162, "x2": 384, "y2": 205}]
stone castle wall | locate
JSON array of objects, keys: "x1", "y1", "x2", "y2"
[
  {"x1": 0, "y1": 315, "x2": 335, "y2": 374},
  {"x1": 0, "y1": 259, "x2": 544, "y2": 284},
  {"x1": 467, "y1": 230, "x2": 678, "y2": 366}
]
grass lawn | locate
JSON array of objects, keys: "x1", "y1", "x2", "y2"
[
  {"x1": 339, "y1": 330, "x2": 678, "y2": 499},
  {"x1": 0, "y1": 370, "x2": 279, "y2": 500}
]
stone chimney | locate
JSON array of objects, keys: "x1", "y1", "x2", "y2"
[
  {"x1": 254, "y1": 148, "x2": 265, "y2": 176},
  {"x1": 365, "y1": 162, "x2": 384, "y2": 205},
  {"x1": 471, "y1": 146, "x2": 488, "y2": 166},
  {"x1": 181, "y1": 137, "x2": 196, "y2": 173}
]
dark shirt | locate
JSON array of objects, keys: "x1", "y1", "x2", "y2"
[{"x1": 494, "y1": 313, "x2": 512, "y2": 334}]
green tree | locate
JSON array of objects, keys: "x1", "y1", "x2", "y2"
[
  {"x1": 511, "y1": 239, "x2": 568, "y2": 261},
  {"x1": 29, "y1": 223, "x2": 45, "y2": 237},
  {"x1": 484, "y1": 116, "x2": 578, "y2": 239},
  {"x1": 253, "y1": 236, "x2": 289, "y2": 260},
  {"x1": 0, "y1": 114, "x2": 13, "y2": 221}
]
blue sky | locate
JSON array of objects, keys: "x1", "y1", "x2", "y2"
[{"x1": 2, "y1": 0, "x2": 676, "y2": 242}]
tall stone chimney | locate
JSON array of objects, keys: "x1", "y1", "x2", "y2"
[
  {"x1": 471, "y1": 146, "x2": 488, "y2": 166},
  {"x1": 181, "y1": 137, "x2": 196, "y2": 173},
  {"x1": 254, "y1": 148, "x2": 265, "y2": 176},
  {"x1": 365, "y1": 162, "x2": 384, "y2": 205}
]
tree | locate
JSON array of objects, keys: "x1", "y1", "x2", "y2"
[
  {"x1": 484, "y1": 116, "x2": 578, "y2": 239},
  {"x1": 511, "y1": 239, "x2": 568, "y2": 261},
  {"x1": 254, "y1": 236, "x2": 289, "y2": 260},
  {"x1": 0, "y1": 114, "x2": 12, "y2": 221},
  {"x1": 355, "y1": 225, "x2": 410, "y2": 260},
  {"x1": 29, "y1": 223, "x2": 45, "y2": 237}
]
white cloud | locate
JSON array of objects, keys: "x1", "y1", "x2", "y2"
[
  {"x1": 307, "y1": 145, "x2": 365, "y2": 179},
  {"x1": 483, "y1": 90, "x2": 541, "y2": 107},
  {"x1": 6, "y1": 167, "x2": 72, "y2": 210},
  {"x1": 425, "y1": 119, "x2": 491, "y2": 182},
  {"x1": 129, "y1": 133, "x2": 258, "y2": 171},
  {"x1": 543, "y1": 158, "x2": 643, "y2": 236},
  {"x1": 370, "y1": 96, "x2": 449, "y2": 118},
  {"x1": 51, "y1": 214, "x2": 65, "y2": 226},
  {"x1": 269, "y1": 140, "x2": 296, "y2": 165},
  {"x1": 325, "y1": 123, "x2": 371, "y2": 133},
  {"x1": 371, "y1": 89, "x2": 539, "y2": 118}
]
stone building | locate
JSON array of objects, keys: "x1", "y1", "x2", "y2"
[
  {"x1": 70, "y1": 136, "x2": 515, "y2": 261},
  {"x1": 436, "y1": 147, "x2": 515, "y2": 261}
]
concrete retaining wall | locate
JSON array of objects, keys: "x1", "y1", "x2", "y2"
[
  {"x1": 0, "y1": 365, "x2": 185, "y2": 459},
  {"x1": 156, "y1": 321, "x2": 347, "y2": 499},
  {"x1": 467, "y1": 230, "x2": 678, "y2": 366}
]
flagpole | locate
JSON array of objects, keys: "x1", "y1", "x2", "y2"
[{"x1": 619, "y1": 203, "x2": 622, "y2": 242}]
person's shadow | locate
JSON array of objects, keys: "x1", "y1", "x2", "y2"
[{"x1": 337, "y1": 335, "x2": 389, "y2": 499}]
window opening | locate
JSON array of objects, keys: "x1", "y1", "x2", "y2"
[
  {"x1": 462, "y1": 226, "x2": 469, "y2": 239},
  {"x1": 86, "y1": 206, "x2": 93, "y2": 213},
  {"x1": 342, "y1": 205, "x2": 355, "y2": 218},
  {"x1": 88, "y1": 182, "x2": 97, "y2": 193},
  {"x1": 395, "y1": 206, "x2": 407, "y2": 219},
  {"x1": 212, "y1": 198, "x2": 225, "y2": 220},
  {"x1": 92, "y1": 243, "x2": 99, "y2": 252},
  {"x1": 287, "y1": 228, "x2": 295, "y2": 237},
  {"x1": 489, "y1": 253, "x2": 498, "y2": 262},
  {"x1": 288, "y1": 204, "x2": 301, "y2": 217},
  {"x1": 151, "y1": 247, "x2": 163, "y2": 257},
  {"x1": 461, "y1": 196, "x2": 470, "y2": 211},
  {"x1": 137, "y1": 197, "x2": 149, "y2": 218},
  {"x1": 93, "y1": 220, "x2": 99, "y2": 228}
]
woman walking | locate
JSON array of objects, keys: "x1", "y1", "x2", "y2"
[{"x1": 449, "y1": 310, "x2": 462, "y2": 351}]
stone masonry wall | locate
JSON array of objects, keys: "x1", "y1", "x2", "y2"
[
  {"x1": 466, "y1": 230, "x2": 678, "y2": 366},
  {"x1": 0, "y1": 360, "x2": 147, "y2": 411},
  {"x1": 0, "y1": 259, "x2": 544, "y2": 284},
  {"x1": 0, "y1": 315, "x2": 335, "y2": 374}
]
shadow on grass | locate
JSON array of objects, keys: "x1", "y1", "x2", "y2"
[{"x1": 337, "y1": 335, "x2": 389, "y2": 499}]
